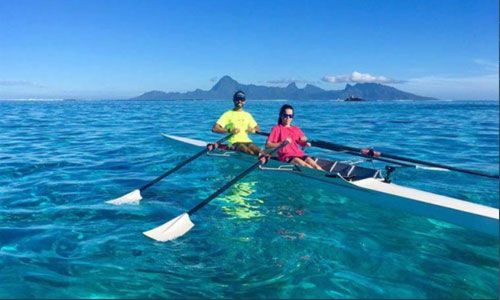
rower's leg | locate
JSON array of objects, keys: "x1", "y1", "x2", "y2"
[
  {"x1": 234, "y1": 143, "x2": 255, "y2": 155},
  {"x1": 290, "y1": 157, "x2": 310, "y2": 168},
  {"x1": 305, "y1": 157, "x2": 324, "y2": 171},
  {"x1": 247, "y1": 143, "x2": 264, "y2": 156}
]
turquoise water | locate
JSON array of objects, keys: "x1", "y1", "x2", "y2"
[{"x1": 0, "y1": 99, "x2": 498, "y2": 299}]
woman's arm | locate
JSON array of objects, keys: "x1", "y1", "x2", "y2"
[
  {"x1": 267, "y1": 137, "x2": 291, "y2": 149},
  {"x1": 297, "y1": 136, "x2": 307, "y2": 147},
  {"x1": 266, "y1": 141, "x2": 281, "y2": 149},
  {"x1": 295, "y1": 127, "x2": 307, "y2": 147},
  {"x1": 266, "y1": 126, "x2": 285, "y2": 149}
]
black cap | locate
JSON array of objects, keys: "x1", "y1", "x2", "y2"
[{"x1": 233, "y1": 91, "x2": 246, "y2": 101}]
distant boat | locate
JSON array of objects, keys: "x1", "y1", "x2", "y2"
[{"x1": 345, "y1": 96, "x2": 365, "y2": 102}]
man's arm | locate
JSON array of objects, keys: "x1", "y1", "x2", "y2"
[
  {"x1": 212, "y1": 123, "x2": 227, "y2": 134},
  {"x1": 212, "y1": 123, "x2": 239, "y2": 134},
  {"x1": 247, "y1": 125, "x2": 261, "y2": 134}
]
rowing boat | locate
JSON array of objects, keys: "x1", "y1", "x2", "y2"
[{"x1": 161, "y1": 133, "x2": 499, "y2": 237}]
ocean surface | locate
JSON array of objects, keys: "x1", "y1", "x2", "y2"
[{"x1": 0, "y1": 99, "x2": 498, "y2": 299}]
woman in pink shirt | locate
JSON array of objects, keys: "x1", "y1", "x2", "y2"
[{"x1": 266, "y1": 104, "x2": 323, "y2": 170}]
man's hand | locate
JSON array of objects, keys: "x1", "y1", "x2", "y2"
[
  {"x1": 247, "y1": 128, "x2": 256, "y2": 134},
  {"x1": 299, "y1": 136, "x2": 307, "y2": 142},
  {"x1": 229, "y1": 128, "x2": 241, "y2": 134}
]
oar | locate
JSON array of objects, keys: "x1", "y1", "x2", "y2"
[
  {"x1": 311, "y1": 139, "x2": 499, "y2": 179},
  {"x1": 106, "y1": 133, "x2": 233, "y2": 205},
  {"x1": 256, "y1": 132, "x2": 499, "y2": 179},
  {"x1": 143, "y1": 141, "x2": 289, "y2": 242}
]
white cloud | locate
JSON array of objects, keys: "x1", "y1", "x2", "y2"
[
  {"x1": 322, "y1": 71, "x2": 404, "y2": 84},
  {"x1": 473, "y1": 59, "x2": 498, "y2": 72},
  {"x1": 0, "y1": 79, "x2": 45, "y2": 87}
]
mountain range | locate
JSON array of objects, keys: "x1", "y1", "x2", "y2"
[{"x1": 131, "y1": 76, "x2": 437, "y2": 101}]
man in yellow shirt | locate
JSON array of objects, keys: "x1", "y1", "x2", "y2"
[{"x1": 212, "y1": 91, "x2": 263, "y2": 155}]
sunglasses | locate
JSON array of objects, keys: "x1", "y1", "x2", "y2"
[
  {"x1": 282, "y1": 113, "x2": 294, "y2": 119},
  {"x1": 234, "y1": 98, "x2": 246, "y2": 102}
]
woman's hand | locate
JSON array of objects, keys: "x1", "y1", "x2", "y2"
[
  {"x1": 246, "y1": 128, "x2": 256, "y2": 134},
  {"x1": 297, "y1": 136, "x2": 308, "y2": 147}
]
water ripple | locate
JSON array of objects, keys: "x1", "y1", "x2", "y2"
[{"x1": 0, "y1": 100, "x2": 498, "y2": 298}]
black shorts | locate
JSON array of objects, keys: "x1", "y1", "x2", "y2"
[
  {"x1": 229, "y1": 142, "x2": 256, "y2": 151},
  {"x1": 286, "y1": 155, "x2": 309, "y2": 163}
]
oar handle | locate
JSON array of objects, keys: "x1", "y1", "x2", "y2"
[
  {"x1": 187, "y1": 141, "x2": 288, "y2": 216},
  {"x1": 139, "y1": 133, "x2": 234, "y2": 192}
]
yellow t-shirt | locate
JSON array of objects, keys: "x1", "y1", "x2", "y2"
[{"x1": 216, "y1": 110, "x2": 258, "y2": 146}]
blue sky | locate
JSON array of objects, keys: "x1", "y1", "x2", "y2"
[{"x1": 0, "y1": 0, "x2": 498, "y2": 100}]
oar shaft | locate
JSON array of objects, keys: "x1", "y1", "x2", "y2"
[
  {"x1": 312, "y1": 140, "x2": 499, "y2": 179},
  {"x1": 187, "y1": 159, "x2": 260, "y2": 215},
  {"x1": 311, "y1": 140, "x2": 360, "y2": 153},
  {"x1": 257, "y1": 131, "x2": 498, "y2": 179},
  {"x1": 139, "y1": 133, "x2": 233, "y2": 192},
  {"x1": 258, "y1": 132, "x2": 413, "y2": 167},
  {"x1": 377, "y1": 151, "x2": 499, "y2": 179},
  {"x1": 139, "y1": 149, "x2": 206, "y2": 191},
  {"x1": 187, "y1": 141, "x2": 288, "y2": 216},
  {"x1": 340, "y1": 148, "x2": 417, "y2": 168}
]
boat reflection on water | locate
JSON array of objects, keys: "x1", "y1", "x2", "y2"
[{"x1": 219, "y1": 181, "x2": 264, "y2": 219}]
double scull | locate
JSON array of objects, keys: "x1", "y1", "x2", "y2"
[{"x1": 159, "y1": 133, "x2": 499, "y2": 237}]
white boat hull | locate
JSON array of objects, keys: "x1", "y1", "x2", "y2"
[{"x1": 161, "y1": 134, "x2": 499, "y2": 236}]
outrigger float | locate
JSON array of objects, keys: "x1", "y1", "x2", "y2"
[{"x1": 107, "y1": 133, "x2": 499, "y2": 241}]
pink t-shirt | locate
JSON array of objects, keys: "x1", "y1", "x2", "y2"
[{"x1": 267, "y1": 124, "x2": 307, "y2": 162}]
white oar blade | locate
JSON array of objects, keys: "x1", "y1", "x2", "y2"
[
  {"x1": 106, "y1": 189, "x2": 142, "y2": 205},
  {"x1": 143, "y1": 213, "x2": 194, "y2": 242}
]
